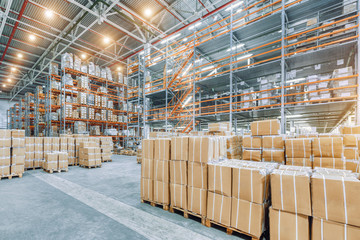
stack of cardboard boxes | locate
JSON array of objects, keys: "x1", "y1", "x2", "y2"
[
  {"x1": 78, "y1": 142, "x2": 101, "y2": 168},
  {"x1": 25, "y1": 137, "x2": 35, "y2": 169},
  {"x1": 43, "y1": 152, "x2": 69, "y2": 173},
  {"x1": 67, "y1": 137, "x2": 76, "y2": 165},
  {"x1": 285, "y1": 138, "x2": 313, "y2": 167},
  {"x1": 225, "y1": 135, "x2": 242, "y2": 160},
  {"x1": 170, "y1": 137, "x2": 188, "y2": 211},
  {"x1": 242, "y1": 135, "x2": 262, "y2": 161},
  {"x1": 311, "y1": 168, "x2": 360, "y2": 239},
  {"x1": 342, "y1": 134, "x2": 359, "y2": 172},
  {"x1": 153, "y1": 138, "x2": 170, "y2": 205},
  {"x1": 100, "y1": 137, "x2": 113, "y2": 162},
  {"x1": 262, "y1": 135, "x2": 285, "y2": 164},
  {"x1": 11, "y1": 130, "x2": 25, "y2": 176},
  {"x1": 313, "y1": 137, "x2": 344, "y2": 169},
  {"x1": 141, "y1": 139, "x2": 154, "y2": 201},
  {"x1": 270, "y1": 165, "x2": 312, "y2": 239},
  {"x1": 34, "y1": 137, "x2": 42, "y2": 168},
  {"x1": 0, "y1": 130, "x2": 11, "y2": 177},
  {"x1": 43, "y1": 137, "x2": 51, "y2": 167}
]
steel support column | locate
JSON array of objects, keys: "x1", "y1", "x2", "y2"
[
  {"x1": 280, "y1": 0, "x2": 286, "y2": 134},
  {"x1": 356, "y1": 0, "x2": 360, "y2": 124},
  {"x1": 229, "y1": 4, "x2": 234, "y2": 128}
]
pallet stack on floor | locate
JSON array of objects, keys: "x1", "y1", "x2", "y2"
[
  {"x1": 25, "y1": 137, "x2": 34, "y2": 169},
  {"x1": 43, "y1": 152, "x2": 69, "y2": 173},
  {"x1": 100, "y1": 137, "x2": 113, "y2": 162},
  {"x1": 141, "y1": 139, "x2": 154, "y2": 203},
  {"x1": 79, "y1": 141, "x2": 102, "y2": 168}
]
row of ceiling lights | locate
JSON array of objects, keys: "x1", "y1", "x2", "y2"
[{"x1": 3, "y1": 6, "x2": 153, "y2": 91}]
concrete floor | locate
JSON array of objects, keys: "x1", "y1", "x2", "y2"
[{"x1": 0, "y1": 155, "x2": 248, "y2": 240}]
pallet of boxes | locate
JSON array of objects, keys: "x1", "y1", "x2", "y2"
[
  {"x1": 42, "y1": 137, "x2": 69, "y2": 173},
  {"x1": 140, "y1": 139, "x2": 155, "y2": 205},
  {"x1": 0, "y1": 130, "x2": 25, "y2": 180},
  {"x1": 100, "y1": 137, "x2": 113, "y2": 162},
  {"x1": 79, "y1": 141, "x2": 102, "y2": 168}
]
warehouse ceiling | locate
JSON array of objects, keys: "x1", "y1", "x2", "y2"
[{"x1": 0, "y1": 0, "x2": 230, "y2": 100}]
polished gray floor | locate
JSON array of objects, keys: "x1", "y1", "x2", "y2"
[{"x1": 0, "y1": 155, "x2": 247, "y2": 240}]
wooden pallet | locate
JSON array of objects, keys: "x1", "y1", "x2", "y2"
[
  {"x1": 101, "y1": 159, "x2": 112, "y2": 162},
  {"x1": 43, "y1": 168, "x2": 69, "y2": 174},
  {"x1": 141, "y1": 199, "x2": 169, "y2": 211},
  {"x1": 79, "y1": 165, "x2": 102, "y2": 169},
  {"x1": 205, "y1": 219, "x2": 262, "y2": 240},
  {"x1": 68, "y1": 163, "x2": 79, "y2": 166},
  {"x1": 25, "y1": 167, "x2": 42, "y2": 171},
  {"x1": 0, "y1": 173, "x2": 23, "y2": 180},
  {"x1": 169, "y1": 206, "x2": 206, "y2": 225}
]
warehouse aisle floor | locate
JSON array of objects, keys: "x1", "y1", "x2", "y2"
[{"x1": 0, "y1": 156, "x2": 247, "y2": 240}]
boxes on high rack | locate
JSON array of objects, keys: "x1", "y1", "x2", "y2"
[
  {"x1": 311, "y1": 171, "x2": 360, "y2": 227},
  {"x1": 251, "y1": 119, "x2": 280, "y2": 136},
  {"x1": 270, "y1": 208, "x2": 310, "y2": 240}
]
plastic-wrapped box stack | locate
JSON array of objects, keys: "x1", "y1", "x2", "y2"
[
  {"x1": 95, "y1": 95, "x2": 101, "y2": 107},
  {"x1": 241, "y1": 88, "x2": 256, "y2": 109},
  {"x1": 88, "y1": 108, "x2": 95, "y2": 120},
  {"x1": 141, "y1": 139, "x2": 155, "y2": 201},
  {"x1": 188, "y1": 136, "x2": 219, "y2": 217},
  {"x1": 74, "y1": 137, "x2": 87, "y2": 161},
  {"x1": 225, "y1": 136, "x2": 242, "y2": 160},
  {"x1": 78, "y1": 76, "x2": 89, "y2": 89},
  {"x1": 60, "y1": 137, "x2": 67, "y2": 152},
  {"x1": 51, "y1": 137, "x2": 59, "y2": 152},
  {"x1": 262, "y1": 135, "x2": 285, "y2": 164},
  {"x1": 43, "y1": 137, "x2": 51, "y2": 167},
  {"x1": 43, "y1": 152, "x2": 68, "y2": 173},
  {"x1": 34, "y1": 137, "x2": 42, "y2": 168},
  {"x1": 77, "y1": 92, "x2": 87, "y2": 104},
  {"x1": 170, "y1": 137, "x2": 188, "y2": 211},
  {"x1": 242, "y1": 135, "x2": 262, "y2": 161},
  {"x1": 0, "y1": 130, "x2": 11, "y2": 177},
  {"x1": 311, "y1": 168, "x2": 360, "y2": 239},
  {"x1": 154, "y1": 138, "x2": 171, "y2": 205},
  {"x1": 312, "y1": 137, "x2": 344, "y2": 169},
  {"x1": 230, "y1": 160, "x2": 277, "y2": 239},
  {"x1": 100, "y1": 137, "x2": 113, "y2": 162},
  {"x1": 25, "y1": 137, "x2": 35, "y2": 169},
  {"x1": 67, "y1": 137, "x2": 76, "y2": 165},
  {"x1": 79, "y1": 142, "x2": 101, "y2": 168},
  {"x1": 11, "y1": 130, "x2": 25, "y2": 177},
  {"x1": 342, "y1": 134, "x2": 359, "y2": 172},
  {"x1": 101, "y1": 96, "x2": 107, "y2": 108},
  {"x1": 270, "y1": 165, "x2": 312, "y2": 240},
  {"x1": 285, "y1": 138, "x2": 313, "y2": 167},
  {"x1": 79, "y1": 107, "x2": 87, "y2": 119}
]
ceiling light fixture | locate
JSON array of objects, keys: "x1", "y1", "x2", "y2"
[
  {"x1": 45, "y1": 9, "x2": 54, "y2": 18},
  {"x1": 2, "y1": 84, "x2": 6, "y2": 87},
  {"x1": 81, "y1": 53, "x2": 87, "y2": 59},
  {"x1": 17, "y1": 53, "x2": 23, "y2": 58},
  {"x1": 11, "y1": 67, "x2": 16, "y2": 72},
  {"x1": 117, "y1": 67, "x2": 121, "y2": 71},
  {"x1": 103, "y1": 37, "x2": 111, "y2": 44},
  {"x1": 29, "y1": 34, "x2": 36, "y2": 41},
  {"x1": 7, "y1": 78, "x2": 11, "y2": 82},
  {"x1": 144, "y1": 8, "x2": 152, "y2": 17}
]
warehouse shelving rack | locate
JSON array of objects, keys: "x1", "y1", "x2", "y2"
[{"x1": 128, "y1": 0, "x2": 360, "y2": 134}]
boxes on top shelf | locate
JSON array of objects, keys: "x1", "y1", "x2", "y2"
[{"x1": 61, "y1": 52, "x2": 73, "y2": 69}]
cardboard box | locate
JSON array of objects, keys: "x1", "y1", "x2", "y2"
[
  {"x1": 343, "y1": 135, "x2": 357, "y2": 147},
  {"x1": 154, "y1": 180, "x2": 169, "y2": 204},
  {"x1": 154, "y1": 160, "x2": 169, "y2": 182},
  {"x1": 11, "y1": 130, "x2": 25, "y2": 138},
  {"x1": 170, "y1": 160, "x2": 187, "y2": 185},
  {"x1": 339, "y1": 125, "x2": 360, "y2": 135},
  {"x1": 0, "y1": 166, "x2": 10, "y2": 176},
  {"x1": 0, "y1": 147, "x2": 11, "y2": 158},
  {"x1": 250, "y1": 119, "x2": 280, "y2": 136},
  {"x1": 189, "y1": 137, "x2": 216, "y2": 163},
  {"x1": 141, "y1": 158, "x2": 154, "y2": 179},
  {"x1": 25, "y1": 137, "x2": 34, "y2": 145},
  {"x1": 142, "y1": 139, "x2": 154, "y2": 160},
  {"x1": 208, "y1": 163, "x2": 232, "y2": 197},
  {"x1": 232, "y1": 167, "x2": 269, "y2": 204},
  {"x1": 312, "y1": 173, "x2": 360, "y2": 227},
  {"x1": 242, "y1": 149, "x2": 262, "y2": 161},
  {"x1": 12, "y1": 138, "x2": 25, "y2": 147},
  {"x1": 141, "y1": 178, "x2": 153, "y2": 201},
  {"x1": 154, "y1": 138, "x2": 171, "y2": 161},
  {"x1": 11, "y1": 164, "x2": 24, "y2": 175},
  {"x1": 344, "y1": 160, "x2": 359, "y2": 172},
  {"x1": 188, "y1": 162, "x2": 207, "y2": 189},
  {"x1": 313, "y1": 137, "x2": 343, "y2": 158},
  {"x1": 187, "y1": 186, "x2": 207, "y2": 216},
  {"x1": 344, "y1": 148, "x2": 358, "y2": 160},
  {"x1": 263, "y1": 135, "x2": 285, "y2": 149},
  {"x1": 285, "y1": 138, "x2": 312, "y2": 158},
  {"x1": 51, "y1": 137, "x2": 59, "y2": 151},
  {"x1": 262, "y1": 149, "x2": 285, "y2": 163},
  {"x1": 243, "y1": 136, "x2": 262, "y2": 149},
  {"x1": 25, "y1": 159, "x2": 33, "y2": 169},
  {"x1": 207, "y1": 192, "x2": 231, "y2": 226},
  {"x1": 225, "y1": 136, "x2": 242, "y2": 159},
  {"x1": 43, "y1": 161, "x2": 58, "y2": 171},
  {"x1": 11, "y1": 147, "x2": 25, "y2": 165},
  {"x1": 286, "y1": 158, "x2": 313, "y2": 168},
  {"x1": 0, "y1": 137, "x2": 11, "y2": 147},
  {"x1": 312, "y1": 217, "x2": 360, "y2": 240},
  {"x1": 313, "y1": 157, "x2": 343, "y2": 169},
  {"x1": 270, "y1": 208, "x2": 310, "y2": 240},
  {"x1": 25, "y1": 144, "x2": 35, "y2": 152},
  {"x1": 271, "y1": 169, "x2": 312, "y2": 216},
  {"x1": 170, "y1": 183, "x2": 187, "y2": 209},
  {"x1": 0, "y1": 157, "x2": 10, "y2": 166},
  {"x1": 79, "y1": 141, "x2": 97, "y2": 148},
  {"x1": 171, "y1": 137, "x2": 189, "y2": 160},
  {"x1": 208, "y1": 122, "x2": 231, "y2": 132},
  {"x1": 231, "y1": 198, "x2": 266, "y2": 238}
]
